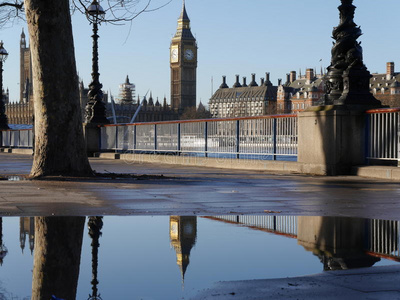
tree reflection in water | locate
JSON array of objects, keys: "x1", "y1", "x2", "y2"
[{"x1": 31, "y1": 217, "x2": 85, "y2": 300}]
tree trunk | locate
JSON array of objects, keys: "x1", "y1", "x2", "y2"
[
  {"x1": 31, "y1": 217, "x2": 85, "y2": 300},
  {"x1": 24, "y1": 0, "x2": 93, "y2": 177}
]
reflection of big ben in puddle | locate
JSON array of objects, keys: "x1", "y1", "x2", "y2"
[{"x1": 169, "y1": 216, "x2": 197, "y2": 282}]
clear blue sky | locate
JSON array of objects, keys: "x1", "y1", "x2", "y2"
[{"x1": 1, "y1": 0, "x2": 400, "y2": 106}]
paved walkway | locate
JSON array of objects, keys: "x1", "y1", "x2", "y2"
[
  {"x1": 0, "y1": 153, "x2": 400, "y2": 220},
  {"x1": 192, "y1": 265, "x2": 400, "y2": 300}
]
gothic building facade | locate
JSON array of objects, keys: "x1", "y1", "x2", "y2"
[{"x1": 20, "y1": 29, "x2": 33, "y2": 104}]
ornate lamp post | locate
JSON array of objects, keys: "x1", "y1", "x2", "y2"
[
  {"x1": 84, "y1": 1, "x2": 110, "y2": 124},
  {"x1": 322, "y1": 0, "x2": 380, "y2": 106},
  {"x1": 0, "y1": 42, "x2": 9, "y2": 130}
]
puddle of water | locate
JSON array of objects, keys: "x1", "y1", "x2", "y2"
[
  {"x1": 0, "y1": 215, "x2": 398, "y2": 299},
  {"x1": 3, "y1": 175, "x2": 27, "y2": 181}
]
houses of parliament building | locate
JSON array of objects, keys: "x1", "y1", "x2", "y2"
[{"x1": 5, "y1": 2, "x2": 198, "y2": 125}]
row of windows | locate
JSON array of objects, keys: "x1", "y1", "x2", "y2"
[
  {"x1": 210, "y1": 102, "x2": 264, "y2": 109},
  {"x1": 278, "y1": 103, "x2": 310, "y2": 110},
  {"x1": 211, "y1": 97, "x2": 273, "y2": 103}
]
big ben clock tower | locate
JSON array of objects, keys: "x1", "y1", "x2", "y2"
[{"x1": 170, "y1": 1, "x2": 197, "y2": 112}]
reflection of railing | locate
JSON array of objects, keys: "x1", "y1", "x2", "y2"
[
  {"x1": 209, "y1": 216, "x2": 400, "y2": 261},
  {"x1": 206, "y1": 215, "x2": 298, "y2": 238},
  {"x1": 0, "y1": 129, "x2": 33, "y2": 148},
  {"x1": 100, "y1": 114, "x2": 298, "y2": 160},
  {"x1": 366, "y1": 108, "x2": 400, "y2": 163},
  {"x1": 367, "y1": 219, "x2": 400, "y2": 262}
]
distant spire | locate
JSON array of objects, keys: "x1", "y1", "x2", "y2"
[
  {"x1": 180, "y1": 0, "x2": 190, "y2": 22},
  {"x1": 163, "y1": 96, "x2": 168, "y2": 110},
  {"x1": 173, "y1": 0, "x2": 194, "y2": 40},
  {"x1": 125, "y1": 75, "x2": 130, "y2": 84}
]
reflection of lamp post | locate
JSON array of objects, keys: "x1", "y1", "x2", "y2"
[
  {"x1": 87, "y1": 216, "x2": 103, "y2": 300},
  {"x1": 84, "y1": 1, "x2": 109, "y2": 124},
  {"x1": 0, "y1": 42, "x2": 9, "y2": 130}
]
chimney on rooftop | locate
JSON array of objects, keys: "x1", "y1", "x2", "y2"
[
  {"x1": 249, "y1": 73, "x2": 258, "y2": 87},
  {"x1": 220, "y1": 76, "x2": 229, "y2": 89},
  {"x1": 387, "y1": 62, "x2": 395, "y2": 80},
  {"x1": 290, "y1": 71, "x2": 296, "y2": 83},
  {"x1": 232, "y1": 74, "x2": 242, "y2": 88},
  {"x1": 242, "y1": 77, "x2": 247, "y2": 87},
  {"x1": 306, "y1": 68, "x2": 314, "y2": 84},
  {"x1": 278, "y1": 78, "x2": 282, "y2": 86},
  {"x1": 286, "y1": 74, "x2": 290, "y2": 85},
  {"x1": 264, "y1": 72, "x2": 272, "y2": 86}
]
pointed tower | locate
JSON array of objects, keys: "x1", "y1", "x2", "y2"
[
  {"x1": 169, "y1": 216, "x2": 197, "y2": 284},
  {"x1": 170, "y1": 1, "x2": 198, "y2": 112},
  {"x1": 118, "y1": 75, "x2": 136, "y2": 104},
  {"x1": 20, "y1": 28, "x2": 33, "y2": 103}
]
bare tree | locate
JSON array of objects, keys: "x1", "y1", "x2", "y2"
[
  {"x1": 0, "y1": 0, "x2": 170, "y2": 177},
  {"x1": 72, "y1": 0, "x2": 172, "y2": 24}
]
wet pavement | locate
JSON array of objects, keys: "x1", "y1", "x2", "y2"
[{"x1": 0, "y1": 153, "x2": 400, "y2": 219}]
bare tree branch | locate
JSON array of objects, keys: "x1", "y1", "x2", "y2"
[
  {"x1": 0, "y1": 0, "x2": 172, "y2": 29},
  {"x1": 0, "y1": 1, "x2": 24, "y2": 28},
  {"x1": 0, "y1": 1, "x2": 23, "y2": 9},
  {"x1": 73, "y1": 0, "x2": 172, "y2": 24}
]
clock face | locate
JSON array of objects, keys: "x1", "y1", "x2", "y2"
[
  {"x1": 171, "y1": 48, "x2": 178, "y2": 62},
  {"x1": 184, "y1": 49, "x2": 194, "y2": 61}
]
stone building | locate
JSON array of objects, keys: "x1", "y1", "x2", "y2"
[
  {"x1": 370, "y1": 62, "x2": 400, "y2": 107},
  {"x1": 209, "y1": 73, "x2": 278, "y2": 118},
  {"x1": 210, "y1": 62, "x2": 400, "y2": 118},
  {"x1": 277, "y1": 68, "x2": 324, "y2": 114}
]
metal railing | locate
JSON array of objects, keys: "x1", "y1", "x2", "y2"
[
  {"x1": 100, "y1": 114, "x2": 298, "y2": 160},
  {"x1": 206, "y1": 215, "x2": 298, "y2": 238},
  {"x1": 0, "y1": 129, "x2": 33, "y2": 148},
  {"x1": 366, "y1": 108, "x2": 400, "y2": 163},
  {"x1": 367, "y1": 219, "x2": 400, "y2": 261}
]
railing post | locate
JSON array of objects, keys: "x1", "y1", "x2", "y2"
[
  {"x1": 205, "y1": 121, "x2": 208, "y2": 157},
  {"x1": 273, "y1": 118, "x2": 277, "y2": 161},
  {"x1": 154, "y1": 124, "x2": 157, "y2": 153},
  {"x1": 398, "y1": 112, "x2": 400, "y2": 166},
  {"x1": 236, "y1": 120, "x2": 240, "y2": 159},
  {"x1": 115, "y1": 126, "x2": 118, "y2": 152},
  {"x1": 177, "y1": 123, "x2": 181, "y2": 155},
  {"x1": 133, "y1": 125, "x2": 137, "y2": 153},
  {"x1": 365, "y1": 113, "x2": 370, "y2": 165}
]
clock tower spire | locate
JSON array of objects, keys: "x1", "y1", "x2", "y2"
[{"x1": 170, "y1": 0, "x2": 197, "y2": 112}]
